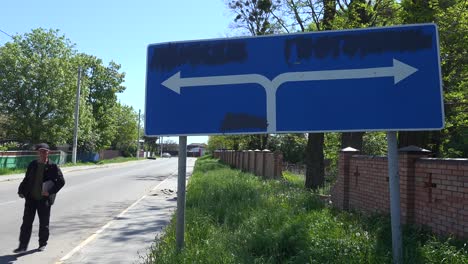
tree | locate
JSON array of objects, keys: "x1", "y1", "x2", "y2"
[
  {"x1": 144, "y1": 136, "x2": 159, "y2": 154},
  {"x1": 0, "y1": 114, "x2": 7, "y2": 139},
  {"x1": 0, "y1": 28, "x2": 129, "y2": 153},
  {"x1": 290, "y1": 0, "x2": 335, "y2": 189},
  {"x1": 399, "y1": 0, "x2": 467, "y2": 157},
  {"x1": 334, "y1": 0, "x2": 400, "y2": 151},
  {"x1": 227, "y1": 0, "x2": 284, "y2": 35},
  {"x1": 111, "y1": 103, "x2": 139, "y2": 156},
  {"x1": 226, "y1": 0, "x2": 404, "y2": 189},
  {"x1": 434, "y1": 0, "x2": 468, "y2": 157},
  {"x1": 75, "y1": 54, "x2": 126, "y2": 151},
  {"x1": 273, "y1": 133, "x2": 307, "y2": 163},
  {"x1": 207, "y1": 135, "x2": 243, "y2": 152},
  {"x1": 0, "y1": 28, "x2": 77, "y2": 145}
]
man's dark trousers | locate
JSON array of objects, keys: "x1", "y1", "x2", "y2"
[{"x1": 19, "y1": 198, "x2": 51, "y2": 248}]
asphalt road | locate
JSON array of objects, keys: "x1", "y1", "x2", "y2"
[{"x1": 0, "y1": 158, "x2": 195, "y2": 264}]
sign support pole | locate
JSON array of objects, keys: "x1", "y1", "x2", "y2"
[
  {"x1": 387, "y1": 131, "x2": 402, "y2": 264},
  {"x1": 176, "y1": 136, "x2": 187, "y2": 251}
]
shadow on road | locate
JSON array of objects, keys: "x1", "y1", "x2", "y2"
[
  {"x1": 0, "y1": 249, "x2": 39, "y2": 263},
  {"x1": 133, "y1": 174, "x2": 167, "y2": 181}
]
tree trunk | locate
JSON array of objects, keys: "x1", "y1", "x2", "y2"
[
  {"x1": 305, "y1": 133, "x2": 324, "y2": 189},
  {"x1": 323, "y1": 0, "x2": 336, "y2": 29},
  {"x1": 341, "y1": 132, "x2": 364, "y2": 150},
  {"x1": 398, "y1": 131, "x2": 440, "y2": 155},
  {"x1": 397, "y1": 131, "x2": 431, "y2": 149},
  {"x1": 303, "y1": 0, "x2": 334, "y2": 190}
]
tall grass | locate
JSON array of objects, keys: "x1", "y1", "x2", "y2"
[
  {"x1": 144, "y1": 157, "x2": 468, "y2": 264},
  {"x1": 0, "y1": 168, "x2": 25, "y2": 176}
]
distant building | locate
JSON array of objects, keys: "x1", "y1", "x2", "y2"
[{"x1": 187, "y1": 143, "x2": 207, "y2": 157}]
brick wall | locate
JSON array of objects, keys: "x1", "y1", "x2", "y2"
[
  {"x1": 331, "y1": 147, "x2": 468, "y2": 239},
  {"x1": 214, "y1": 150, "x2": 282, "y2": 179}
]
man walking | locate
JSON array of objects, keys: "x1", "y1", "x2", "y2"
[{"x1": 14, "y1": 143, "x2": 65, "y2": 253}]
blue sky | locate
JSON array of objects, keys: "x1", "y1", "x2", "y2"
[{"x1": 0, "y1": 0, "x2": 235, "y2": 144}]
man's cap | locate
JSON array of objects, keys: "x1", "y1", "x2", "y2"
[{"x1": 35, "y1": 143, "x2": 50, "y2": 151}]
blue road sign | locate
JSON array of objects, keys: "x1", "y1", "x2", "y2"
[{"x1": 145, "y1": 23, "x2": 444, "y2": 136}]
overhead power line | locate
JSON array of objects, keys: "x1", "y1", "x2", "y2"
[{"x1": 0, "y1": 28, "x2": 13, "y2": 39}]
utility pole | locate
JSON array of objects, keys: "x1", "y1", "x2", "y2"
[
  {"x1": 136, "y1": 109, "x2": 141, "y2": 158},
  {"x1": 72, "y1": 67, "x2": 81, "y2": 164},
  {"x1": 160, "y1": 136, "x2": 163, "y2": 157}
]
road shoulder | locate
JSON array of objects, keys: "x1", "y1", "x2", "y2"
[{"x1": 57, "y1": 161, "x2": 194, "y2": 264}]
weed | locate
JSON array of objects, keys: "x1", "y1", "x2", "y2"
[{"x1": 144, "y1": 157, "x2": 468, "y2": 264}]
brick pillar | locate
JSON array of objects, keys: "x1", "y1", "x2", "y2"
[
  {"x1": 234, "y1": 150, "x2": 239, "y2": 168},
  {"x1": 340, "y1": 147, "x2": 360, "y2": 211},
  {"x1": 254, "y1": 149, "x2": 261, "y2": 176},
  {"x1": 248, "y1": 150, "x2": 254, "y2": 174},
  {"x1": 262, "y1": 149, "x2": 270, "y2": 178},
  {"x1": 239, "y1": 151, "x2": 243, "y2": 170},
  {"x1": 398, "y1": 146, "x2": 431, "y2": 224},
  {"x1": 244, "y1": 150, "x2": 249, "y2": 172},
  {"x1": 273, "y1": 151, "x2": 283, "y2": 179}
]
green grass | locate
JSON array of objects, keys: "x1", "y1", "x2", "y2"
[
  {"x1": 282, "y1": 171, "x2": 334, "y2": 196},
  {"x1": 61, "y1": 156, "x2": 139, "y2": 167},
  {"x1": 144, "y1": 157, "x2": 468, "y2": 264},
  {"x1": 0, "y1": 156, "x2": 140, "y2": 175},
  {"x1": 0, "y1": 168, "x2": 25, "y2": 176}
]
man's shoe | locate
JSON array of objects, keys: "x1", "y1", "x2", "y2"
[
  {"x1": 13, "y1": 247, "x2": 27, "y2": 254},
  {"x1": 38, "y1": 245, "x2": 46, "y2": 252}
]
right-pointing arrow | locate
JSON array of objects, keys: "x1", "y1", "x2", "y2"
[
  {"x1": 392, "y1": 59, "x2": 418, "y2": 84},
  {"x1": 272, "y1": 59, "x2": 418, "y2": 86}
]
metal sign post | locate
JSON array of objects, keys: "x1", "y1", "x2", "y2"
[
  {"x1": 387, "y1": 131, "x2": 402, "y2": 264},
  {"x1": 176, "y1": 136, "x2": 187, "y2": 250}
]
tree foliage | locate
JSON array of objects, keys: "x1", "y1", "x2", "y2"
[
  {"x1": 75, "y1": 54, "x2": 126, "y2": 150},
  {"x1": 0, "y1": 28, "x2": 138, "y2": 153},
  {"x1": 0, "y1": 28, "x2": 76, "y2": 145},
  {"x1": 111, "y1": 103, "x2": 139, "y2": 156},
  {"x1": 227, "y1": 0, "x2": 284, "y2": 35},
  {"x1": 399, "y1": 0, "x2": 467, "y2": 157}
]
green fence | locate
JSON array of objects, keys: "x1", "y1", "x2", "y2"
[{"x1": 0, "y1": 151, "x2": 67, "y2": 169}]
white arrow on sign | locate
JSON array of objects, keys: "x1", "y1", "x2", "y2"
[{"x1": 161, "y1": 59, "x2": 418, "y2": 133}]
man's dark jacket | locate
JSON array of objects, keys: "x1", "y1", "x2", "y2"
[{"x1": 18, "y1": 160, "x2": 65, "y2": 205}]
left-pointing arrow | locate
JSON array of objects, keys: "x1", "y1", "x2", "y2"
[{"x1": 161, "y1": 72, "x2": 270, "y2": 94}]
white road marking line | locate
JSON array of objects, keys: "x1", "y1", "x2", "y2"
[
  {"x1": 0, "y1": 200, "x2": 19, "y2": 206},
  {"x1": 57, "y1": 175, "x2": 173, "y2": 263}
]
